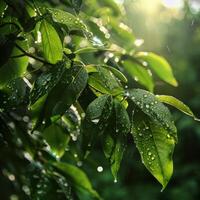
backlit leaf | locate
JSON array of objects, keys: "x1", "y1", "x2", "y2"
[
  {"x1": 43, "y1": 123, "x2": 69, "y2": 158},
  {"x1": 136, "y1": 52, "x2": 178, "y2": 87},
  {"x1": 123, "y1": 60, "x2": 154, "y2": 92},
  {"x1": 40, "y1": 20, "x2": 63, "y2": 64},
  {"x1": 156, "y1": 95, "x2": 199, "y2": 121}
]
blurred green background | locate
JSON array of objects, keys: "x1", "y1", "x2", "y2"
[
  {"x1": 85, "y1": 0, "x2": 200, "y2": 199},
  {"x1": 1, "y1": 0, "x2": 200, "y2": 199}
]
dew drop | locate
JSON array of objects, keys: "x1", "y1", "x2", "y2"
[
  {"x1": 145, "y1": 104, "x2": 150, "y2": 108},
  {"x1": 151, "y1": 156, "x2": 155, "y2": 161},
  {"x1": 97, "y1": 166, "x2": 103, "y2": 172}
]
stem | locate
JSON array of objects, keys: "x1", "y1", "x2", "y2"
[{"x1": 15, "y1": 43, "x2": 52, "y2": 65}]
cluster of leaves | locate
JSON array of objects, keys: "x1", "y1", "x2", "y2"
[{"x1": 0, "y1": 0, "x2": 199, "y2": 199}]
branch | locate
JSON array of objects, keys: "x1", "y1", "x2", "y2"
[{"x1": 15, "y1": 43, "x2": 52, "y2": 65}]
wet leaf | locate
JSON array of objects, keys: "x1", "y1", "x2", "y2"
[
  {"x1": 47, "y1": 8, "x2": 92, "y2": 39},
  {"x1": 88, "y1": 66, "x2": 123, "y2": 96},
  {"x1": 30, "y1": 61, "x2": 66, "y2": 105},
  {"x1": 127, "y1": 89, "x2": 177, "y2": 141},
  {"x1": 82, "y1": 95, "x2": 113, "y2": 156},
  {"x1": 131, "y1": 109, "x2": 175, "y2": 190},
  {"x1": 44, "y1": 64, "x2": 88, "y2": 117}
]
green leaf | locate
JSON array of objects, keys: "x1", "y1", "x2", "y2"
[
  {"x1": 43, "y1": 123, "x2": 69, "y2": 158},
  {"x1": 136, "y1": 52, "x2": 178, "y2": 87},
  {"x1": 114, "y1": 99, "x2": 130, "y2": 135},
  {"x1": 0, "y1": 40, "x2": 28, "y2": 89},
  {"x1": 103, "y1": 65, "x2": 128, "y2": 83},
  {"x1": 47, "y1": 8, "x2": 92, "y2": 39},
  {"x1": 53, "y1": 162, "x2": 101, "y2": 199},
  {"x1": 44, "y1": 64, "x2": 88, "y2": 117},
  {"x1": 40, "y1": 20, "x2": 63, "y2": 64},
  {"x1": 127, "y1": 89, "x2": 177, "y2": 141},
  {"x1": 131, "y1": 109, "x2": 175, "y2": 190},
  {"x1": 102, "y1": 100, "x2": 130, "y2": 180},
  {"x1": 109, "y1": 19, "x2": 135, "y2": 49},
  {"x1": 82, "y1": 95, "x2": 113, "y2": 156},
  {"x1": 156, "y1": 95, "x2": 199, "y2": 121},
  {"x1": 30, "y1": 61, "x2": 66, "y2": 105},
  {"x1": 109, "y1": 100, "x2": 130, "y2": 180},
  {"x1": 123, "y1": 60, "x2": 154, "y2": 92},
  {"x1": 88, "y1": 66, "x2": 123, "y2": 96},
  {"x1": 74, "y1": 47, "x2": 105, "y2": 54},
  {"x1": 0, "y1": 78, "x2": 27, "y2": 109}
]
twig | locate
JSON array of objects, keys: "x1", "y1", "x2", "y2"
[{"x1": 15, "y1": 43, "x2": 52, "y2": 65}]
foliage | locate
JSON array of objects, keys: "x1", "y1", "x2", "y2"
[{"x1": 0, "y1": 0, "x2": 199, "y2": 199}]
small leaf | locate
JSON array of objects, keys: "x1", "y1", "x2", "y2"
[
  {"x1": 156, "y1": 95, "x2": 199, "y2": 121},
  {"x1": 136, "y1": 52, "x2": 178, "y2": 87},
  {"x1": 123, "y1": 60, "x2": 154, "y2": 92},
  {"x1": 43, "y1": 123, "x2": 69, "y2": 158},
  {"x1": 40, "y1": 20, "x2": 63, "y2": 64},
  {"x1": 53, "y1": 162, "x2": 101, "y2": 199},
  {"x1": 131, "y1": 109, "x2": 175, "y2": 190},
  {"x1": 127, "y1": 89, "x2": 177, "y2": 141}
]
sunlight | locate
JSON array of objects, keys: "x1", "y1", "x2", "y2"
[{"x1": 161, "y1": 0, "x2": 183, "y2": 9}]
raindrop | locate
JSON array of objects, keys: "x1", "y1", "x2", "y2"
[
  {"x1": 77, "y1": 161, "x2": 83, "y2": 167},
  {"x1": 145, "y1": 104, "x2": 150, "y2": 108},
  {"x1": 22, "y1": 116, "x2": 29, "y2": 123},
  {"x1": 144, "y1": 94, "x2": 148, "y2": 98},
  {"x1": 125, "y1": 91, "x2": 130, "y2": 96},
  {"x1": 8, "y1": 174, "x2": 15, "y2": 181},
  {"x1": 166, "y1": 134, "x2": 171, "y2": 139},
  {"x1": 97, "y1": 166, "x2": 103, "y2": 172},
  {"x1": 114, "y1": 178, "x2": 118, "y2": 183},
  {"x1": 91, "y1": 119, "x2": 99, "y2": 124}
]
